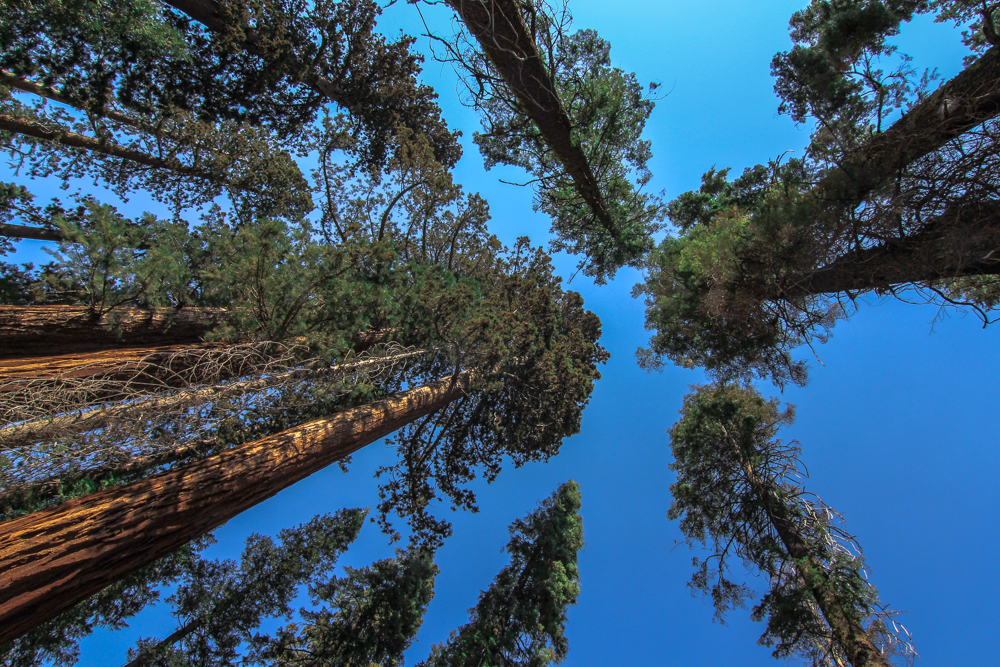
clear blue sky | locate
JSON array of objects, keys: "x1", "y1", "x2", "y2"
[{"x1": 7, "y1": 2, "x2": 999, "y2": 665}]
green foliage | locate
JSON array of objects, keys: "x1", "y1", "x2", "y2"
[
  {"x1": 0, "y1": 0, "x2": 459, "y2": 168},
  {"x1": 124, "y1": 509, "x2": 366, "y2": 667},
  {"x1": 635, "y1": 161, "x2": 835, "y2": 387},
  {"x1": 667, "y1": 384, "x2": 913, "y2": 665},
  {"x1": 376, "y1": 241, "x2": 607, "y2": 546},
  {"x1": 771, "y1": 0, "x2": 928, "y2": 127},
  {"x1": 453, "y1": 2, "x2": 664, "y2": 282},
  {"x1": 41, "y1": 201, "x2": 191, "y2": 312},
  {"x1": 418, "y1": 480, "x2": 583, "y2": 667},
  {"x1": 250, "y1": 547, "x2": 438, "y2": 667}
]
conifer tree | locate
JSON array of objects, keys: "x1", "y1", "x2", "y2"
[
  {"x1": 0, "y1": 237, "x2": 606, "y2": 644},
  {"x1": 668, "y1": 384, "x2": 914, "y2": 667},
  {"x1": 248, "y1": 547, "x2": 438, "y2": 667},
  {"x1": 121, "y1": 509, "x2": 366, "y2": 667},
  {"x1": 435, "y1": 0, "x2": 664, "y2": 281},
  {"x1": 418, "y1": 480, "x2": 583, "y2": 667},
  {"x1": 636, "y1": 0, "x2": 1000, "y2": 386}
]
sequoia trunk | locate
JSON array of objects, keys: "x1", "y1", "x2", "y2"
[
  {"x1": 0, "y1": 306, "x2": 227, "y2": 358},
  {"x1": 0, "y1": 347, "x2": 427, "y2": 450},
  {"x1": 817, "y1": 46, "x2": 1000, "y2": 206},
  {"x1": 0, "y1": 371, "x2": 473, "y2": 646}
]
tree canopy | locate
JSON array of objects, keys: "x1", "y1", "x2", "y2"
[{"x1": 636, "y1": 0, "x2": 1000, "y2": 386}]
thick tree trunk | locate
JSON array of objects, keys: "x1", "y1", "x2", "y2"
[
  {"x1": 0, "y1": 343, "x2": 253, "y2": 424},
  {"x1": 0, "y1": 347, "x2": 428, "y2": 450},
  {"x1": 0, "y1": 306, "x2": 227, "y2": 358},
  {"x1": 783, "y1": 202, "x2": 1000, "y2": 297},
  {"x1": 444, "y1": 0, "x2": 615, "y2": 234},
  {"x1": 0, "y1": 305, "x2": 392, "y2": 359},
  {"x1": 0, "y1": 371, "x2": 473, "y2": 646},
  {"x1": 817, "y1": 46, "x2": 1000, "y2": 206},
  {"x1": 0, "y1": 222, "x2": 64, "y2": 243}
]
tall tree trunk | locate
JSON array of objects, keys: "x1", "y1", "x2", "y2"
[
  {"x1": 764, "y1": 499, "x2": 891, "y2": 667},
  {"x1": 815, "y1": 46, "x2": 1000, "y2": 206},
  {"x1": 783, "y1": 202, "x2": 1000, "y2": 297},
  {"x1": 0, "y1": 343, "x2": 238, "y2": 414},
  {"x1": 0, "y1": 347, "x2": 427, "y2": 450},
  {"x1": 0, "y1": 306, "x2": 392, "y2": 359},
  {"x1": 737, "y1": 449, "x2": 890, "y2": 667},
  {"x1": 0, "y1": 371, "x2": 473, "y2": 646},
  {"x1": 0, "y1": 306, "x2": 228, "y2": 358},
  {"x1": 443, "y1": 0, "x2": 615, "y2": 235}
]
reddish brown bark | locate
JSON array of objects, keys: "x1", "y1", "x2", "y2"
[
  {"x1": 0, "y1": 306, "x2": 228, "y2": 358},
  {"x1": 0, "y1": 342, "x2": 237, "y2": 410},
  {"x1": 444, "y1": 0, "x2": 615, "y2": 234},
  {"x1": 0, "y1": 346, "x2": 427, "y2": 450},
  {"x1": 0, "y1": 371, "x2": 473, "y2": 646}
]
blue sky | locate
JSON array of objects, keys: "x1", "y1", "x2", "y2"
[{"x1": 6, "y1": 1, "x2": 999, "y2": 665}]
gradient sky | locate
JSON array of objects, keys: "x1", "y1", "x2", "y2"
[{"x1": 6, "y1": 2, "x2": 999, "y2": 665}]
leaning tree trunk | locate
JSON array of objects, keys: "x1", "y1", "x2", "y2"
[
  {"x1": 0, "y1": 306, "x2": 228, "y2": 358},
  {"x1": 0, "y1": 346, "x2": 427, "y2": 451},
  {"x1": 782, "y1": 201, "x2": 1000, "y2": 297},
  {"x1": 814, "y1": 46, "x2": 1000, "y2": 207},
  {"x1": 0, "y1": 371, "x2": 473, "y2": 646},
  {"x1": 764, "y1": 499, "x2": 892, "y2": 667},
  {"x1": 0, "y1": 342, "x2": 241, "y2": 417},
  {"x1": 444, "y1": 0, "x2": 615, "y2": 234}
]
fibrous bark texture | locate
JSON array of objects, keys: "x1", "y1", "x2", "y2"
[
  {"x1": 0, "y1": 371, "x2": 472, "y2": 645},
  {"x1": 785, "y1": 202, "x2": 1000, "y2": 296},
  {"x1": 0, "y1": 306, "x2": 227, "y2": 358},
  {"x1": 444, "y1": 0, "x2": 614, "y2": 233}
]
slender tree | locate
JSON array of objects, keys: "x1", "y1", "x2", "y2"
[
  {"x1": 418, "y1": 480, "x2": 584, "y2": 667},
  {"x1": 248, "y1": 547, "x2": 438, "y2": 667},
  {"x1": 121, "y1": 508, "x2": 366, "y2": 667},
  {"x1": 668, "y1": 384, "x2": 914, "y2": 667},
  {"x1": 433, "y1": 0, "x2": 664, "y2": 281}
]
